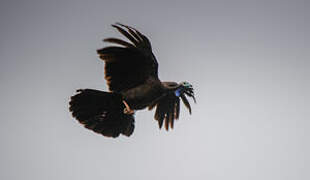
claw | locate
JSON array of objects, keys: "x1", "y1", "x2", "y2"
[{"x1": 122, "y1": 100, "x2": 134, "y2": 115}]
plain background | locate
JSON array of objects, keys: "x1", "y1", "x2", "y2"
[{"x1": 1, "y1": 0, "x2": 309, "y2": 179}]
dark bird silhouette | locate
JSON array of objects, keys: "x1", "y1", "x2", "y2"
[{"x1": 69, "y1": 23, "x2": 195, "y2": 138}]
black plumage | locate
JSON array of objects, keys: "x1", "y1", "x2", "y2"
[{"x1": 69, "y1": 23, "x2": 195, "y2": 138}]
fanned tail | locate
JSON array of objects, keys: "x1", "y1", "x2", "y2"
[{"x1": 69, "y1": 89, "x2": 134, "y2": 138}]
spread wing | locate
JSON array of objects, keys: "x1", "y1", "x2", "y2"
[
  {"x1": 97, "y1": 23, "x2": 159, "y2": 92},
  {"x1": 148, "y1": 90, "x2": 193, "y2": 131},
  {"x1": 149, "y1": 93, "x2": 180, "y2": 130}
]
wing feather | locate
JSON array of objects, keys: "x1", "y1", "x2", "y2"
[
  {"x1": 116, "y1": 23, "x2": 151, "y2": 49},
  {"x1": 151, "y1": 93, "x2": 180, "y2": 130},
  {"x1": 111, "y1": 24, "x2": 139, "y2": 46},
  {"x1": 168, "y1": 103, "x2": 174, "y2": 129},
  {"x1": 149, "y1": 89, "x2": 194, "y2": 130},
  {"x1": 164, "y1": 113, "x2": 169, "y2": 131},
  {"x1": 181, "y1": 94, "x2": 192, "y2": 114},
  {"x1": 155, "y1": 102, "x2": 165, "y2": 128},
  {"x1": 116, "y1": 23, "x2": 143, "y2": 43},
  {"x1": 103, "y1": 38, "x2": 135, "y2": 48},
  {"x1": 175, "y1": 98, "x2": 180, "y2": 120},
  {"x1": 97, "y1": 23, "x2": 158, "y2": 92}
]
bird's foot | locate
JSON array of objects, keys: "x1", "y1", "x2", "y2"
[{"x1": 122, "y1": 100, "x2": 135, "y2": 115}]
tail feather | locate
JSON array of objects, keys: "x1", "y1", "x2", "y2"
[{"x1": 69, "y1": 89, "x2": 134, "y2": 138}]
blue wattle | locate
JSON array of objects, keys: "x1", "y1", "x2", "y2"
[{"x1": 175, "y1": 88, "x2": 182, "y2": 97}]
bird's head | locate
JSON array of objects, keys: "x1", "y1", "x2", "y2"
[
  {"x1": 181, "y1": 81, "x2": 193, "y2": 89},
  {"x1": 175, "y1": 81, "x2": 196, "y2": 103}
]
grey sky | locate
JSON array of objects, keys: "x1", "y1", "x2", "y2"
[{"x1": 0, "y1": 0, "x2": 309, "y2": 180}]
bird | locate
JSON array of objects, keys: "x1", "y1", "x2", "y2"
[{"x1": 69, "y1": 23, "x2": 195, "y2": 138}]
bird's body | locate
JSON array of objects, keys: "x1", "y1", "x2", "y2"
[
  {"x1": 121, "y1": 77, "x2": 164, "y2": 110},
  {"x1": 69, "y1": 23, "x2": 195, "y2": 138}
]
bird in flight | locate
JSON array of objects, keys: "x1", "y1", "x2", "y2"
[{"x1": 69, "y1": 23, "x2": 195, "y2": 138}]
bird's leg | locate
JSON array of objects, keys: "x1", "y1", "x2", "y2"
[{"x1": 122, "y1": 100, "x2": 134, "y2": 115}]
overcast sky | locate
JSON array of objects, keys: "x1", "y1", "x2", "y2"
[{"x1": 0, "y1": 0, "x2": 309, "y2": 180}]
